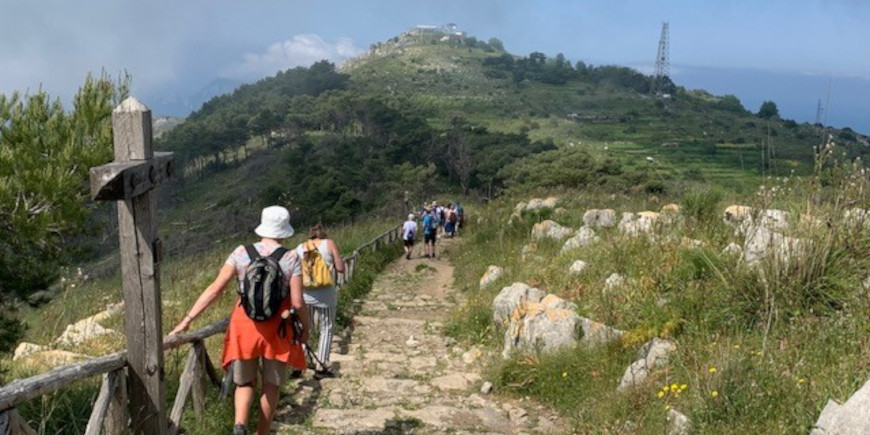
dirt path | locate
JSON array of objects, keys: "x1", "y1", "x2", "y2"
[{"x1": 272, "y1": 237, "x2": 563, "y2": 434}]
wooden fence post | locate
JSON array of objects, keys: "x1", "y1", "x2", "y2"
[{"x1": 90, "y1": 97, "x2": 173, "y2": 434}]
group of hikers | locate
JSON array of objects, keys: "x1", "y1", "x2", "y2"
[
  {"x1": 402, "y1": 200, "x2": 465, "y2": 260},
  {"x1": 168, "y1": 202, "x2": 464, "y2": 434}
]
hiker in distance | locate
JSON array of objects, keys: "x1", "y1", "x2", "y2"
[
  {"x1": 296, "y1": 223, "x2": 345, "y2": 379},
  {"x1": 402, "y1": 213, "x2": 417, "y2": 259},
  {"x1": 169, "y1": 205, "x2": 309, "y2": 435},
  {"x1": 421, "y1": 207, "x2": 438, "y2": 259}
]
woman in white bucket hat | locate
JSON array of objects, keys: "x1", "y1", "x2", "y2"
[{"x1": 170, "y1": 205, "x2": 309, "y2": 435}]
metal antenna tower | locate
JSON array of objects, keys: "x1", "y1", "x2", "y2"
[
  {"x1": 652, "y1": 22, "x2": 670, "y2": 96},
  {"x1": 814, "y1": 99, "x2": 824, "y2": 125}
]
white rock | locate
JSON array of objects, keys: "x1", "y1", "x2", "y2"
[
  {"x1": 569, "y1": 260, "x2": 588, "y2": 275},
  {"x1": 561, "y1": 226, "x2": 598, "y2": 253},
  {"x1": 583, "y1": 209, "x2": 616, "y2": 228},
  {"x1": 667, "y1": 408, "x2": 692, "y2": 435},
  {"x1": 492, "y1": 283, "x2": 546, "y2": 326},
  {"x1": 722, "y1": 242, "x2": 743, "y2": 257},
  {"x1": 13, "y1": 342, "x2": 46, "y2": 361},
  {"x1": 604, "y1": 273, "x2": 625, "y2": 292},
  {"x1": 531, "y1": 220, "x2": 574, "y2": 241},
  {"x1": 743, "y1": 225, "x2": 804, "y2": 266},
  {"x1": 479, "y1": 265, "x2": 504, "y2": 290},
  {"x1": 55, "y1": 316, "x2": 116, "y2": 347},
  {"x1": 481, "y1": 381, "x2": 494, "y2": 394},
  {"x1": 812, "y1": 378, "x2": 870, "y2": 435},
  {"x1": 617, "y1": 338, "x2": 677, "y2": 390},
  {"x1": 405, "y1": 335, "x2": 420, "y2": 348}
]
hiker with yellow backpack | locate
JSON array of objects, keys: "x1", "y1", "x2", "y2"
[{"x1": 295, "y1": 223, "x2": 345, "y2": 378}]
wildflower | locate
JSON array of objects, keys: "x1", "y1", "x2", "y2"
[
  {"x1": 711, "y1": 390, "x2": 719, "y2": 398},
  {"x1": 562, "y1": 372, "x2": 567, "y2": 378},
  {"x1": 733, "y1": 344, "x2": 740, "y2": 349},
  {"x1": 665, "y1": 404, "x2": 671, "y2": 410},
  {"x1": 680, "y1": 384, "x2": 687, "y2": 391},
  {"x1": 798, "y1": 378, "x2": 806, "y2": 384},
  {"x1": 657, "y1": 391, "x2": 665, "y2": 398},
  {"x1": 670, "y1": 383, "x2": 678, "y2": 392},
  {"x1": 708, "y1": 367, "x2": 717, "y2": 375}
]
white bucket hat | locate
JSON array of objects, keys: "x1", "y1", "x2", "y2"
[
  {"x1": 408, "y1": 213, "x2": 415, "y2": 220},
  {"x1": 254, "y1": 206, "x2": 295, "y2": 239}
]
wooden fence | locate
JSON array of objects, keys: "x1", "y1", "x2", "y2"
[{"x1": 0, "y1": 224, "x2": 402, "y2": 435}]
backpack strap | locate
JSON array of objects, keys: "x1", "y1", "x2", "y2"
[
  {"x1": 244, "y1": 244, "x2": 261, "y2": 262},
  {"x1": 267, "y1": 247, "x2": 288, "y2": 262}
]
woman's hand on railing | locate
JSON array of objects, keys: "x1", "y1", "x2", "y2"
[{"x1": 169, "y1": 316, "x2": 192, "y2": 335}]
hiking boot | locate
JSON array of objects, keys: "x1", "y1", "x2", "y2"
[
  {"x1": 289, "y1": 369, "x2": 303, "y2": 379},
  {"x1": 233, "y1": 423, "x2": 247, "y2": 435},
  {"x1": 313, "y1": 368, "x2": 336, "y2": 380}
]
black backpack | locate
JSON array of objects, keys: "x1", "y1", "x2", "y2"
[{"x1": 238, "y1": 245, "x2": 288, "y2": 321}]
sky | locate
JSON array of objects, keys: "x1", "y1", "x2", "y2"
[{"x1": 2, "y1": 0, "x2": 868, "y2": 132}]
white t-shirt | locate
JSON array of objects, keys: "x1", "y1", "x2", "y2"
[{"x1": 402, "y1": 220, "x2": 418, "y2": 240}]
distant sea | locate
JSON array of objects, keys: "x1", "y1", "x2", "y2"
[{"x1": 674, "y1": 65, "x2": 869, "y2": 136}]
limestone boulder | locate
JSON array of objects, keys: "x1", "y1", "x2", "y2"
[
  {"x1": 540, "y1": 293, "x2": 578, "y2": 312},
  {"x1": 55, "y1": 315, "x2": 117, "y2": 347},
  {"x1": 583, "y1": 209, "x2": 616, "y2": 228},
  {"x1": 578, "y1": 317, "x2": 624, "y2": 345},
  {"x1": 492, "y1": 283, "x2": 546, "y2": 326},
  {"x1": 667, "y1": 409, "x2": 692, "y2": 435},
  {"x1": 743, "y1": 225, "x2": 805, "y2": 266},
  {"x1": 502, "y1": 300, "x2": 582, "y2": 358},
  {"x1": 569, "y1": 260, "x2": 588, "y2": 275},
  {"x1": 722, "y1": 242, "x2": 743, "y2": 257},
  {"x1": 617, "y1": 338, "x2": 677, "y2": 390},
  {"x1": 479, "y1": 265, "x2": 504, "y2": 290},
  {"x1": 812, "y1": 378, "x2": 870, "y2": 435},
  {"x1": 618, "y1": 212, "x2": 659, "y2": 236},
  {"x1": 561, "y1": 226, "x2": 598, "y2": 253},
  {"x1": 13, "y1": 342, "x2": 47, "y2": 361},
  {"x1": 531, "y1": 220, "x2": 574, "y2": 241}
]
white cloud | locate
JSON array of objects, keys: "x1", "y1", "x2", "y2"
[{"x1": 223, "y1": 34, "x2": 364, "y2": 80}]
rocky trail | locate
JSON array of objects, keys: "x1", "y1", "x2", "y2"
[{"x1": 272, "y1": 237, "x2": 564, "y2": 434}]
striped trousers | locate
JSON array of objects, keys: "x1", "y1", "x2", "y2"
[{"x1": 307, "y1": 304, "x2": 335, "y2": 368}]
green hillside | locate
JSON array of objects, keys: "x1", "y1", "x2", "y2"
[{"x1": 3, "y1": 28, "x2": 870, "y2": 434}]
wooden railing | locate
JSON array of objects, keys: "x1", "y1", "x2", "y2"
[{"x1": 0, "y1": 223, "x2": 402, "y2": 434}]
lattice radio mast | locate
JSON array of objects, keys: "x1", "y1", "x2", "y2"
[
  {"x1": 814, "y1": 99, "x2": 824, "y2": 125},
  {"x1": 652, "y1": 22, "x2": 670, "y2": 96}
]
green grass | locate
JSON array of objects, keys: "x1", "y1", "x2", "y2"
[{"x1": 446, "y1": 158, "x2": 870, "y2": 433}]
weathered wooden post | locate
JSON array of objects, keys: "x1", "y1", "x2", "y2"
[{"x1": 90, "y1": 97, "x2": 173, "y2": 434}]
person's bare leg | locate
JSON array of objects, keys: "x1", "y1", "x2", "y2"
[
  {"x1": 255, "y1": 382, "x2": 280, "y2": 435},
  {"x1": 234, "y1": 383, "x2": 255, "y2": 427}
]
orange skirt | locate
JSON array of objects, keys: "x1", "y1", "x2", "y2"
[{"x1": 221, "y1": 299, "x2": 305, "y2": 371}]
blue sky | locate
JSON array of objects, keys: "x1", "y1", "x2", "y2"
[{"x1": 2, "y1": 0, "x2": 868, "y2": 131}]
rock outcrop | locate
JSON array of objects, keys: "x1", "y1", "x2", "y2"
[{"x1": 811, "y1": 378, "x2": 870, "y2": 434}]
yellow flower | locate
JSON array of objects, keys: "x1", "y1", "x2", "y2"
[
  {"x1": 733, "y1": 344, "x2": 740, "y2": 349},
  {"x1": 798, "y1": 378, "x2": 806, "y2": 384},
  {"x1": 711, "y1": 390, "x2": 719, "y2": 398},
  {"x1": 657, "y1": 391, "x2": 665, "y2": 398},
  {"x1": 708, "y1": 367, "x2": 717, "y2": 374},
  {"x1": 665, "y1": 404, "x2": 671, "y2": 410},
  {"x1": 680, "y1": 384, "x2": 688, "y2": 391},
  {"x1": 670, "y1": 383, "x2": 678, "y2": 392},
  {"x1": 562, "y1": 372, "x2": 568, "y2": 378}
]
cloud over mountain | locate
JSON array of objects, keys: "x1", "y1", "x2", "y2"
[{"x1": 223, "y1": 34, "x2": 363, "y2": 80}]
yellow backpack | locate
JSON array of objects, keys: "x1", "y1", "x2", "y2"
[{"x1": 301, "y1": 240, "x2": 334, "y2": 288}]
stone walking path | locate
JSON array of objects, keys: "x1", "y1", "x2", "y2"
[{"x1": 271, "y1": 237, "x2": 564, "y2": 434}]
